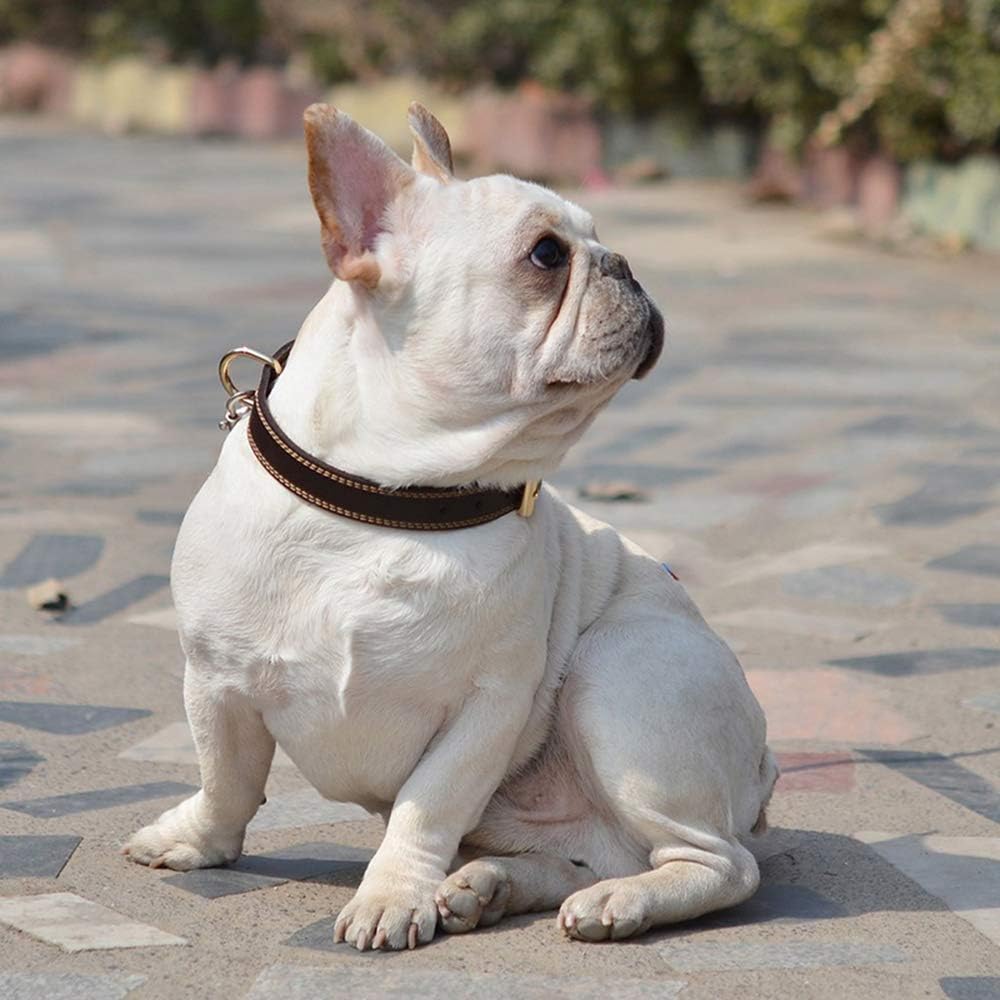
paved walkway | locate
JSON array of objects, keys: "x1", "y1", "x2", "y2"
[{"x1": 1, "y1": 119, "x2": 999, "y2": 999}]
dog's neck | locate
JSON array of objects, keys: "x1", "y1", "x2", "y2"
[{"x1": 264, "y1": 282, "x2": 598, "y2": 490}]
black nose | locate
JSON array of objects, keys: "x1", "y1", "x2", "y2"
[{"x1": 599, "y1": 251, "x2": 632, "y2": 281}]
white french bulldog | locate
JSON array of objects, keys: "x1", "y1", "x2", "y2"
[{"x1": 125, "y1": 103, "x2": 776, "y2": 950}]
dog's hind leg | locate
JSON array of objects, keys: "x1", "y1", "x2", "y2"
[
  {"x1": 124, "y1": 666, "x2": 275, "y2": 870},
  {"x1": 436, "y1": 853, "x2": 597, "y2": 934}
]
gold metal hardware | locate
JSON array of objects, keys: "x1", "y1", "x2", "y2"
[
  {"x1": 517, "y1": 480, "x2": 541, "y2": 518},
  {"x1": 217, "y1": 346, "x2": 284, "y2": 431}
]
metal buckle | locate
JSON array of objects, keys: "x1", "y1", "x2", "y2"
[
  {"x1": 217, "y1": 346, "x2": 284, "y2": 431},
  {"x1": 517, "y1": 480, "x2": 541, "y2": 518}
]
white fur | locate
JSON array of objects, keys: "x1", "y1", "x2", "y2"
[{"x1": 125, "y1": 114, "x2": 775, "y2": 950}]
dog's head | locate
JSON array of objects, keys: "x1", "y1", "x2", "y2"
[{"x1": 303, "y1": 103, "x2": 664, "y2": 486}]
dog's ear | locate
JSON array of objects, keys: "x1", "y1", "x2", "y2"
[
  {"x1": 408, "y1": 102, "x2": 454, "y2": 182},
  {"x1": 303, "y1": 103, "x2": 415, "y2": 287}
]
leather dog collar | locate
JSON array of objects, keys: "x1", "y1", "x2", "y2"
[{"x1": 223, "y1": 342, "x2": 540, "y2": 530}]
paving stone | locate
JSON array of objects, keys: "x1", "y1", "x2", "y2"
[
  {"x1": 0, "y1": 701, "x2": 150, "y2": 734},
  {"x1": 164, "y1": 842, "x2": 373, "y2": 898},
  {"x1": 857, "y1": 832, "x2": 1000, "y2": 947},
  {"x1": 248, "y1": 788, "x2": 372, "y2": 833},
  {"x1": 937, "y1": 604, "x2": 1000, "y2": 628},
  {"x1": 714, "y1": 607, "x2": 872, "y2": 641},
  {"x1": 584, "y1": 423, "x2": 683, "y2": 461},
  {"x1": 47, "y1": 480, "x2": 142, "y2": 499},
  {"x1": 874, "y1": 492, "x2": 991, "y2": 526},
  {"x1": 0, "y1": 668, "x2": 62, "y2": 699},
  {"x1": 725, "y1": 543, "x2": 888, "y2": 586},
  {"x1": 57, "y1": 575, "x2": 169, "y2": 625},
  {"x1": 0, "y1": 972, "x2": 146, "y2": 1000},
  {"x1": 774, "y1": 752, "x2": 855, "y2": 792},
  {"x1": 856, "y1": 751, "x2": 1000, "y2": 823},
  {"x1": 829, "y1": 648, "x2": 1000, "y2": 677},
  {"x1": 0, "y1": 534, "x2": 104, "y2": 589},
  {"x1": 697, "y1": 882, "x2": 847, "y2": 927},
  {"x1": 928, "y1": 545, "x2": 1000, "y2": 578},
  {"x1": 2, "y1": 780, "x2": 196, "y2": 819},
  {"x1": 136, "y1": 509, "x2": 185, "y2": 526},
  {"x1": 747, "y1": 669, "x2": 914, "y2": 744},
  {"x1": 0, "y1": 741, "x2": 44, "y2": 790},
  {"x1": 846, "y1": 414, "x2": 992, "y2": 438},
  {"x1": 940, "y1": 977, "x2": 1000, "y2": 1000},
  {"x1": 964, "y1": 692, "x2": 1000, "y2": 714},
  {"x1": 127, "y1": 607, "x2": 177, "y2": 631},
  {"x1": 0, "y1": 635, "x2": 80, "y2": 656},
  {"x1": 658, "y1": 938, "x2": 906, "y2": 971},
  {"x1": 248, "y1": 965, "x2": 687, "y2": 1000},
  {"x1": 119, "y1": 720, "x2": 295, "y2": 768},
  {"x1": 555, "y1": 463, "x2": 713, "y2": 490},
  {"x1": 0, "y1": 835, "x2": 81, "y2": 877},
  {"x1": 782, "y1": 565, "x2": 915, "y2": 607},
  {"x1": 698, "y1": 440, "x2": 784, "y2": 462},
  {"x1": 0, "y1": 892, "x2": 187, "y2": 951}
]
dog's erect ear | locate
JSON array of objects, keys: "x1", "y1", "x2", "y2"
[
  {"x1": 407, "y1": 102, "x2": 454, "y2": 182},
  {"x1": 303, "y1": 103, "x2": 415, "y2": 287}
]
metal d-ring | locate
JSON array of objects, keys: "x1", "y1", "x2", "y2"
[
  {"x1": 217, "y1": 346, "x2": 284, "y2": 431},
  {"x1": 218, "y1": 346, "x2": 283, "y2": 397}
]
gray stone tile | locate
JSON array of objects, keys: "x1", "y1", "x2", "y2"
[
  {"x1": 857, "y1": 751, "x2": 1000, "y2": 823},
  {"x1": 136, "y1": 509, "x2": 185, "y2": 526},
  {"x1": 937, "y1": 604, "x2": 1000, "y2": 628},
  {"x1": 941, "y1": 977, "x2": 1000, "y2": 1000},
  {"x1": 554, "y1": 463, "x2": 714, "y2": 490},
  {"x1": 161, "y1": 868, "x2": 285, "y2": 899},
  {"x1": 964, "y1": 691, "x2": 1000, "y2": 714},
  {"x1": 929, "y1": 545, "x2": 1000, "y2": 578},
  {"x1": 782, "y1": 565, "x2": 915, "y2": 607},
  {"x1": 0, "y1": 891, "x2": 187, "y2": 951},
  {"x1": 248, "y1": 788, "x2": 372, "y2": 832},
  {"x1": 873, "y1": 492, "x2": 991, "y2": 526},
  {"x1": 164, "y1": 842, "x2": 373, "y2": 898},
  {"x1": 0, "y1": 701, "x2": 150, "y2": 734},
  {"x1": 583, "y1": 423, "x2": 683, "y2": 461},
  {"x1": 3, "y1": 780, "x2": 195, "y2": 819},
  {"x1": 0, "y1": 534, "x2": 104, "y2": 589},
  {"x1": 47, "y1": 480, "x2": 142, "y2": 499},
  {"x1": 696, "y1": 883, "x2": 846, "y2": 927},
  {"x1": 0, "y1": 634, "x2": 80, "y2": 656},
  {"x1": 829, "y1": 648, "x2": 1000, "y2": 677},
  {"x1": 248, "y1": 965, "x2": 686, "y2": 1000},
  {"x1": 847, "y1": 414, "x2": 992, "y2": 438},
  {"x1": 0, "y1": 741, "x2": 44, "y2": 790},
  {"x1": 0, "y1": 835, "x2": 81, "y2": 877},
  {"x1": 857, "y1": 832, "x2": 1000, "y2": 947},
  {"x1": 0, "y1": 972, "x2": 146, "y2": 1000},
  {"x1": 658, "y1": 939, "x2": 907, "y2": 971},
  {"x1": 57, "y1": 575, "x2": 169, "y2": 625},
  {"x1": 698, "y1": 440, "x2": 784, "y2": 462}
]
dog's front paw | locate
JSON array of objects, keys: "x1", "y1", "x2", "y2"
[
  {"x1": 123, "y1": 798, "x2": 242, "y2": 871},
  {"x1": 558, "y1": 878, "x2": 650, "y2": 942},
  {"x1": 334, "y1": 878, "x2": 439, "y2": 951},
  {"x1": 435, "y1": 859, "x2": 511, "y2": 933}
]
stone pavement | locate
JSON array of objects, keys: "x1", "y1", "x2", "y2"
[{"x1": 1, "y1": 117, "x2": 999, "y2": 999}]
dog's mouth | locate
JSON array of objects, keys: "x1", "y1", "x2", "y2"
[{"x1": 632, "y1": 308, "x2": 665, "y2": 380}]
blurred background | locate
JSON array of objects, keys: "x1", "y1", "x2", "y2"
[{"x1": 2, "y1": 0, "x2": 1000, "y2": 250}]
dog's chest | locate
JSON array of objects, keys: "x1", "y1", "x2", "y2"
[{"x1": 172, "y1": 471, "x2": 552, "y2": 804}]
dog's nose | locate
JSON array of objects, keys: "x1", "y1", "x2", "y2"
[{"x1": 599, "y1": 251, "x2": 632, "y2": 281}]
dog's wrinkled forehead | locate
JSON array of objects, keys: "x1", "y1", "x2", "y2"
[{"x1": 451, "y1": 175, "x2": 597, "y2": 247}]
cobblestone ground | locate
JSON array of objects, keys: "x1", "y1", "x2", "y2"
[{"x1": 1, "y1": 118, "x2": 999, "y2": 1000}]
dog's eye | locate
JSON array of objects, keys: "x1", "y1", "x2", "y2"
[{"x1": 530, "y1": 237, "x2": 567, "y2": 270}]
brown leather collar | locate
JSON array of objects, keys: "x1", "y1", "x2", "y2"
[{"x1": 246, "y1": 342, "x2": 538, "y2": 530}]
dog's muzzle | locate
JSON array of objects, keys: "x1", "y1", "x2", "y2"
[{"x1": 632, "y1": 306, "x2": 665, "y2": 380}]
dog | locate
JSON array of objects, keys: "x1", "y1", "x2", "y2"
[{"x1": 125, "y1": 103, "x2": 777, "y2": 950}]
